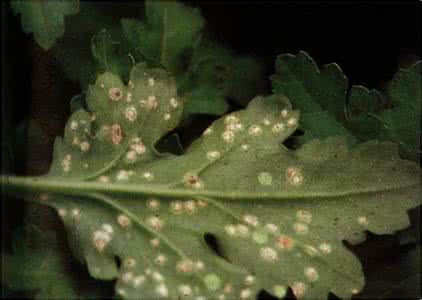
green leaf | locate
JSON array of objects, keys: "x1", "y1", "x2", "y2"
[
  {"x1": 179, "y1": 40, "x2": 266, "y2": 117},
  {"x1": 378, "y1": 61, "x2": 421, "y2": 160},
  {"x1": 52, "y1": 2, "x2": 123, "y2": 88},
  {"x1": 181, "y1": 85, "x2": 229, "y2": 118},
  {"x1": 1, "y1": 64, "x2": 420, "y2": 300},
  {"x1": 272, "y1": 52, "x2": 421, "y2": 161},
  {"x1": 223, "y1": 56, "x2": 267, "y2": 106},
  {"x1": 346, "y1": 86, "x2": 385, "y2": 141},
  {"x1": 121, "y1": 0, "x2": 204, "y2": 72},
  {"x1": 11, "y1": 0, "x2": 79, "y2": 50},
  {"x1": 70, "y1": 94, "x2": 86, "y2": 113},
  {"x1": 271, "y1": 51, "x2": 356, "y2": 144},
  {"x1": 121, "y1": 18, "x2": 157, "y2": 65},
  {"x1": 91, "y1": 29, "x2": 132, "y2": 82},
  {"x1": 47, "y1": 63, "x2": 182, "y2": 179}
]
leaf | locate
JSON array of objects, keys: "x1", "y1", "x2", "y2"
[
  {"x1": 11, "y1": 0, "x2": 79, "y2": 50},
  {"x1": 91, "y1": 29, "x2": 132, "y2": 83},
  {"x1": 223, "y1": 56, "x2": 267, "y2": 106},
  {"x1": 271, "y1": 52, "x2": 421, "y2": 161},
  {"x1": 70, "y1": 94, "x2": 86, "y2": 113},
  {"x1": 179, "y1": 40, "x2": 266, "y2": 117},
  {"x1": 52, "y1": 2, "x2": 122, "y2": 88},
  {"x1": 46, "y1": 63, "x2": 182, "y2": 179},
  {"x1": 52, "y1": 2, "x2": 145, "y2": 89},
  {"x1": 2, "y1": 224, "x2": 107, "y2": 299},
  {"x1": 271, "y1": 51, "x2": 356, "y2": 145},
  {"x1": 346, "y1": 86, "x2": 385, "y2": 141},
  {"x1": 181, "y1": 85, "x2": 229, "y2": 118},
  {"x1": 378, "y1": 61, "x2": 421, "y2": 160},
  {"x1": 1, "y1": 64, "x2": 420, "y2": 300},
  {"x1": 121, "y1": 18, "x2": 157, "y2": 65},
  {"x1": 121, "y1": 0, "x2": 204, "y2": 72}
]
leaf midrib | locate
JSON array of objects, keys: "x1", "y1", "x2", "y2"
[{"x1": 1, "y1": 175, "x2": 418, "y2": 201}]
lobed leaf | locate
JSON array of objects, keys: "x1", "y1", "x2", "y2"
[
  {"x1": 346, "y1": 85, "x2": 384, "y2": 141},
  {"x1": 52, "y1": 2, "x2": 128, "y2": 88},
  {"x1": 271, "y1": 51, "x2": 421, "y2": 161},
  {"x1": 1, "y1": 63, "x2": 420, "y2": 300},
  {"x1": 121, "y1": 1, "x2": 204, "y2": 72},
  {"x1": 48, "y1": 63, "x2": 182, "y2": 179},
  {"x1": 271, "y1": 51, "x2": 355, "y2": 145},
  {"x1": 379, "y1": 61, "x2": 421, "y2": 160},
  {"x1": 91, "y1": 29, "x2": 132, "y2": 83}
]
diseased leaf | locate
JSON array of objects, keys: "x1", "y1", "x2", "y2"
[
  {"x1": 1, "y1": 64, "x2": 420, "y2": 300},
  {"x1": 11, "y1": 0, "x2": 79, "y2": 50},
  {"x1": 47, "y1": 63, "x2": 182, "y2": 179}
]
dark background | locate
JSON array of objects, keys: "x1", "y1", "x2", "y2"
[
  {"x1": 2, "y1": 1, "x2": 420, "y2": 299},
  {"x1": 189, "y1": 0, "x2": 420, "y2": 88}
]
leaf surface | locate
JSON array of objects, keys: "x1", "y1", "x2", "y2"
[
  {"x1": 379, "y1": 62, "x2": 421, "y2": 160},
  {"x1": 91, "y1": 29, "x2": 132, "y2": 83},
  {"x1": 1, "y1": 64, "x2": 420, "y2": 300},
  {"x1": 271, "y1": 51, "x2": 355, "y2": 144},
  {"x1": 121, "y1": 1, "x2": 204, "y2": 72}
]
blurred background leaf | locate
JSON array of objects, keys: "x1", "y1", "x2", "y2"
[{"x1": 11, "y1": 0, "x2": 79, "y2": 50}]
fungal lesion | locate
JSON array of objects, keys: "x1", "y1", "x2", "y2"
[
  {"x1": 109, "y1": 87, "x2": 124, "y2": 102},
  {"x1": 124, "y1": 105, "x2": 138, "y2": 122},
  {"x1": 98, "y1": 123, "x2": 125, "y2": 145},
  {"x1": 139, "y1": 95, "x2": 159, "y2": 110},
  {"x1": 286, "y1": 166, "x2": 304, "y2": 185},
  {"x1": 183, "y1": 172, "x2": 204, "y2": 189},
  {"x1": 61, "y1": 154, "x2": 72, "y2": 173}
]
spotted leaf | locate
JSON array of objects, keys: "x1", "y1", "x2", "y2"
[
  {"x1": 1, "y1": 63, "x2": 420, "y2": 300},
  {"x1": 48, "y1": 63, "x2": 183, "y2": 178}
]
